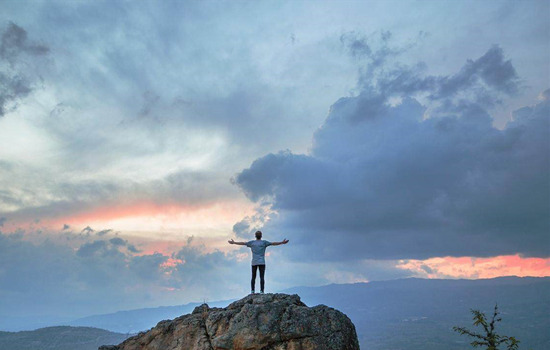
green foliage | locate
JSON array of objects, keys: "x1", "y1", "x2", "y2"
[{"x1": 453, "y1": 304, "x2": 520, "y2": 350}]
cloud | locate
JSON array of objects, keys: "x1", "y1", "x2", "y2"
[
  {"x1": 398, "y1": 255, "x2": 550, "y2": 279},
  {"x1": 0, "y1": 2, "x2": 548, "y2": 331},
  {"x1": 234, "y1": 43, "x2": 549, "y2": 261},
  {"x1": 127, "y1": 244, "x2": 140, "y2": 253},
  {"x1": 0, "y1": 168, "x2": 238, "y2": 226},
  {"x1": 0, "y1": 22, "x2": 48, "y2": 117},
  {"x1": 340, "y1": 32, "x2": 520, "y2": 114},
  {"x1": 128, "y1": 253, "x2": 167, "y2": 281},
  {"x1": 432, "y1": 45, "x2": 519, "y2": 98},
  {"x1": 0, "y1": 22, "x2": 48, "y2": 63},
  {"x1": 80, "y1": 226, "x2": 94, "y2": 235},
  {"x1": 0, "y1": 228, "x2": 249, "y2": 329},
  {"x1": 97, "y1": 228, "x2": 113, "y2": 236},
  {"x1": 365, "y1": 44, "x2": 520, "y2": 105},
  {"x1": 340, "y1": 30, "x2": 411, "y2": 67},
  {"x1": 540, "y1": 88, "x2": 550, "y2": 101},
  {"x1": 360, "y1": 45, "x2": 519, "y2": 111},
  {"x1": 0, "y1": 4, "x2": 346, "y2": 228},
  {"x1": 0, "y1": 225, "x2": 411, "y2": 331},
  {"x1": 109, "y1": 237, "x2": 126, "y2": 246},
  {"x1": 76, "y1": 240, "x2": 108, "y2": 258}
]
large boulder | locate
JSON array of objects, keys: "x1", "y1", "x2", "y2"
[{"x1": 99, "y1": 293, "x2": 360, "y2": 350}]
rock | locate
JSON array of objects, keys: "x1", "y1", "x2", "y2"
[{"x1": 99, "y1": 293, "x2": 360, "y2": 350}]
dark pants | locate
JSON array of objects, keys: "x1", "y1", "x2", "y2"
[{"x1": 251, "y1": 264, "x2": 266, "y2": 292}]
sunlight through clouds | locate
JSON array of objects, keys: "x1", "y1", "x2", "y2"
[{"x1": 397, "y1": 255, "x2": 550, "y2": 279}]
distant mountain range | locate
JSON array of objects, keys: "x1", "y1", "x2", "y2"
[
  {"x1": 2, "y1": 277, "x2": 548, "y2": 350},
  {"x1": 283, "y1": 276, "x2": 550, "y2": 350},
  {"x1": 69, "y1": 299, "x2": 235, "y2": 334},
  {"x1": 0, "y1": 326, "x2": 128, "y2": 350}
]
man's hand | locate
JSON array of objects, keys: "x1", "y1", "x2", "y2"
[
  {"x1": 271, "y1": 239, "x2": 289, "y2": 246},
  {"x1": 228, "y1": 239, "x2": 235, "y2": 244}
]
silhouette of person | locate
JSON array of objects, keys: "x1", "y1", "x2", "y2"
[{"x1": 228, "y1": 230, "x2": 289, "y2": 294}]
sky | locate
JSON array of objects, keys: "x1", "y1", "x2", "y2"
[{"x1": 0, "y1": 0, "x2": 549, "y2": 330}]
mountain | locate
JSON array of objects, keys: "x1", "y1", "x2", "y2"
[
  {"x1": 99, "y1": 293, "x2": 359, "y2": 350},
  {"x1": 0, "y1": 326, "x2": 129, "y2": 350},
  {"x1": 70, "y1": 300, "x2": 235, "y2": 334},
  {"x1": 70, "y1": 276, "x2": 550, "y2": 350},
  {"x1": 284, "y1": 276, "x2": 550, "y2": 350}
]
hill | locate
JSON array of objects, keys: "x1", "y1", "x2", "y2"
[
  {"x1": 65, "y1": 276, "x2": 550, "y2": 349},
  {"x1": 284, "y1": 276, "x2": 550, "y2": 349},
  {"x1": 99, "y1": 293, "x2": 359, "y2": 350},
  {"x1": 70, "y1": 300, "x2": 234, "y2": 334},
  {"x1": 0, "y1": 326, "x2": 129, "y2": 350}
]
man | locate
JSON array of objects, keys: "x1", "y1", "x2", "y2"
[{"x1": 228, "y1": 230, "x2": 289, "y2": 294}]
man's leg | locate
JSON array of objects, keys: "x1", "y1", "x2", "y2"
[
  {"x1": 259, "y1": 264, "x2": 266, "y2": 293},
  {"x1": 251, "y1": 265, "x2": 258, "y2": 293}
]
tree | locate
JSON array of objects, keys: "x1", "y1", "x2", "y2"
[{"x1": 453, "y1": 304, "x2": 520, "y2": 350}]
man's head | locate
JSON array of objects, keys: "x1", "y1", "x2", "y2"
[{"x1": 255, "y1": 230, "x2": 262, "y2": 239}]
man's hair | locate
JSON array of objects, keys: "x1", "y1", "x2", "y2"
[{"x1": 255, "y1": 230, "x2": 262, "y2": 239}]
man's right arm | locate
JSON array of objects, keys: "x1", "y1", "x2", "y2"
[{"x1": 228, "y1": 239, "x2": 248, "y2": 246}]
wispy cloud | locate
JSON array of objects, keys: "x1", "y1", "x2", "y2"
[{"x1": 0, "y1": 22, "x2": 48, "y2": 117}]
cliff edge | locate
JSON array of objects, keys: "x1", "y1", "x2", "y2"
[{"x1": 99, "y1": 293, "x2": 360, "y2": 350}]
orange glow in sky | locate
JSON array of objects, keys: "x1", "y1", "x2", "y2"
[
  {"x1": 39, "y1": 198, "x2": 256, "y2": 241},
  {"x1": 398, "y1": 255, "x2": 550, "y2": 279}
]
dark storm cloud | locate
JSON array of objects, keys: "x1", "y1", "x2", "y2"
[
  {"x1": 433, "y1": 45, "x2": 519, "y2": 97},
  {"x1": 0, "y1": 22, "x2": 48, "y2": 117},
  {"x1": 370, "y1": 45, "x2": 520, "y2": 103},
  {"x1": 235, "y1": 45, "x2": 549, "y2": 261},
  {"x1": 340, "y1": 33, "x2": 520, "y2": 115},
  {"x1": 361, "y1": 46, "x2": 519, "y2": 112}
]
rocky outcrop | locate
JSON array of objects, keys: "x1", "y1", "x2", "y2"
[{"x1": 99, "y1": 293, "x2": 360, "y2": 350}]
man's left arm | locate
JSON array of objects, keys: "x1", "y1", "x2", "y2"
[
  {"x1": 228, "y1": 239, "x2": 248, "y2": 246},
  {"x1": 270, "y1": 239, "x2": 289, "y2": 246}
]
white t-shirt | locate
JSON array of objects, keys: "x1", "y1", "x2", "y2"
[{"x1": 246, "y1": 239, "x2": 272, "y2": 265}]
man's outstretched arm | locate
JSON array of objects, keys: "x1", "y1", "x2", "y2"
[
  {"x1": 270, "y1": 239, "x2": 289, "y2": 246},
  {"x1": 228, "y1": 239, "x2": 247, "y2": 246}
]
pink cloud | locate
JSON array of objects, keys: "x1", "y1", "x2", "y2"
[{"x1": 398, "y1": 255, "x2": 550, "y2": 279}]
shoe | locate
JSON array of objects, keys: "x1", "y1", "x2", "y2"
[
  {"x1": 260, "y1": 291, "x2": 264, "y2": 294},
  {"x1": 251, "y1": 290, "x2": 255, "y2": 294}
]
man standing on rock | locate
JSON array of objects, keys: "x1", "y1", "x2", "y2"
[{"x1": 228, "y1": 230, "x2": 289, "y2": 294}]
